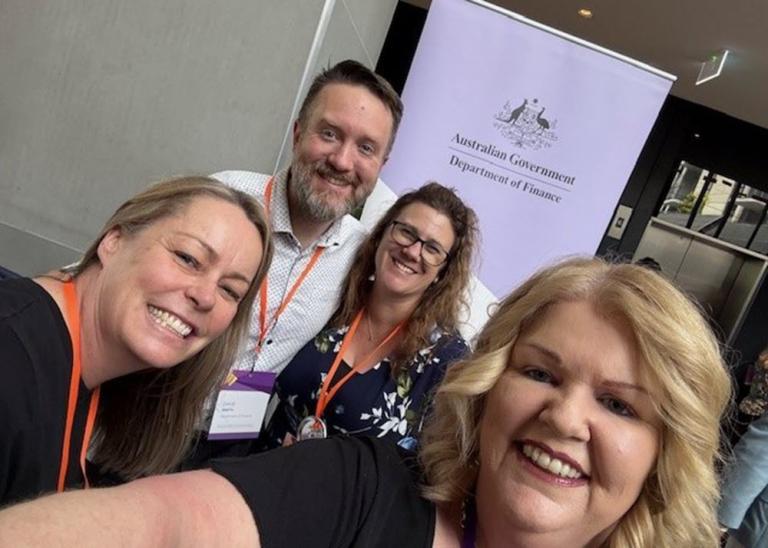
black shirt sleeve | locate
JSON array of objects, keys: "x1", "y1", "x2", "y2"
[{"x1": 210, "y1": 436, "x2": 435, "y2": 548}]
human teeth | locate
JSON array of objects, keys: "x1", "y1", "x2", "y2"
[
  {"x1": 317, "y1": 173, "x2": 350, "y2": 187},
  {"x1": 393, "y1": 258, "x2": 415, "y2": 274},
  {"x1": 521, "y1": 444, "x2": 583, "y2": 479},
  {"x1": 148, "y1": 305, "x2": 192, "y2": 337}
]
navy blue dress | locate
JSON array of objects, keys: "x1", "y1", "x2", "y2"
[{"x1": 259, "y1": 324, "x2": 468, "y2": 452}]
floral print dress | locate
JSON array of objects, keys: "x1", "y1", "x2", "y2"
[{"x1": 258, "y1": 324, "x2": 468, "y2": 452}]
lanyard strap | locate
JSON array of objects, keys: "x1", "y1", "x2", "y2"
[
  {"x1": 256, "y1": 177, "x2": 326, "y2": 350},
  {"x1": 57, "y1": 280, "x2": 100, "y2": 491},
  {"x1": 314, "y1": 309, "x2": 404, "y2": 420}
]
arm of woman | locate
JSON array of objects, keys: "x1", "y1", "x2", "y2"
[
  {"x1": 0, "y1": 470, "x2": 260, "y2": 547},
  {"x1": 718, "y1": 412, "x2": 768, "y2": 529}
]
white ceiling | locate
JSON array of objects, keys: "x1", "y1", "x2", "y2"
[{"x1": 405, "y1": 0, "x2": 768, "y2": 129}]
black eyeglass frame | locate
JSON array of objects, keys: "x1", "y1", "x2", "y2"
[{"x1": 389, "y1": 220, "x2": 451, "y2": 266}]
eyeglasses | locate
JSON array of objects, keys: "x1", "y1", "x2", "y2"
[{"x1": 389, "y1": 221, "x2": 450, "y2": 266}]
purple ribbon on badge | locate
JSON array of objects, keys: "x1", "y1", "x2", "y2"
[{"x1": 226, "y1": 371, "x2": 276, "y2": 392}]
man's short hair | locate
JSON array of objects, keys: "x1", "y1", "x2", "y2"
[{"x1": 297, "y1": 60, "x2": 403, "y2": 153}]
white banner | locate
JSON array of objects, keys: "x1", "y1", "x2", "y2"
[{"x1": 364, "y1": 0, "x2": 674, "y2": 335}]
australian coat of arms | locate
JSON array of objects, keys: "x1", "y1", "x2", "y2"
[{"x1": 494, "y1": 98, "x2": 558, "y2": 150}]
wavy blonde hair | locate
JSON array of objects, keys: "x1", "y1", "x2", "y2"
[
  {"x1": 68, "y1": 176, "x2": 273, "y2": 479},
  {"x1": 420, "y1": 257, "x2": 732, "y2": 547}
]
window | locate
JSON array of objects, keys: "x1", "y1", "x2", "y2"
[{"x1": 657, "y1": 160, "x2": 768, "y2": 255}]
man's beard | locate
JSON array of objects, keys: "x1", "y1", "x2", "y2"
[{"x1": 289, "y1": 158, "x2": 366, "y2": 223}]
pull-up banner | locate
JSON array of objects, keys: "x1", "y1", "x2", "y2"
[{"x1": 366, "y1": 0, "x2": 674, "y2": 332}]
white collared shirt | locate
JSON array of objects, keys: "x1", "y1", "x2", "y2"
[{"x1": 213, "y1": 169, "x2": 367, "y2": 374}]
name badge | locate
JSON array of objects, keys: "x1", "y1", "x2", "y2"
[{"x1": 208, "y1": 371, "x2": 276, "y2": 440}]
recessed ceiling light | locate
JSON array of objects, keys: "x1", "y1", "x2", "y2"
[{"x1": 578, "y1": 8, "x2": 593, "y2": 19}]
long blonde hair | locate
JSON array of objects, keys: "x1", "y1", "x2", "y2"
[
  {"x1": 70, "y1": 176, "x2": 273, "y2": 479},
  {"x1": 420, "y1": 257, "x2": 732, "y2": 547}
]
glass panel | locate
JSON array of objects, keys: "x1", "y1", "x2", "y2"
[
  {"x1": 657, "y1": 161, "x2": 706, "y2": 227},
  {"x1": 719, "y1": 185, "x2": 768, "y2": 248},
  {"x1": 656, "y1": 160, "x2": 768, "y2": 256},
  {"x1": 690, "y1": 174, "x2": 735, "y2": 233},
  {"x1": 751, "y1": 224, "x2": 768, "y2": 255}
]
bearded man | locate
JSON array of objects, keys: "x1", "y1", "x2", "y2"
[{"x1": 214, "y1": 60, "x2": 402, "y2": 375}]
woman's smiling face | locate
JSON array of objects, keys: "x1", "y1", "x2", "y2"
[
  {"x1": 476, "y1": 300, "x2": 661, "y2": 546},
  {"x1": 373, "y1": 201, "x2": 455, "y2": 304},
  {"x1": 94, "y1": 196, "x2": 263, "y2": 371}
]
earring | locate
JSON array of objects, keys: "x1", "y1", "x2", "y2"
[{"x1": 368, "y1": 273, "x2": 376, "y2": 282}]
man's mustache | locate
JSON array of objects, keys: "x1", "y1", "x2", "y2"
[{"x1": 314, "y1": 163, "x2": 357, "y2": 187}]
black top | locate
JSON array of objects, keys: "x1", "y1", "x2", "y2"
[
  {"x1": 0, "y1": 278, "x2": 92, "y2": 504},
  {"x1": 211, "y1": 436, "x2": 436, "y2": 548}
]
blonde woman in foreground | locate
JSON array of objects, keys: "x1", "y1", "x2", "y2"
[{"x1": 0, "y1": 257, "x2": 731, "y2": 547}]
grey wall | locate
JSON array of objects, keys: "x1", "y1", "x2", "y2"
[{"x1": 0, "y1": 0, "x2": 396, "y2": 276}]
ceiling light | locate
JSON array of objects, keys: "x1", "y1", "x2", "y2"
[
  {"x1": 696, "y1": 49, "x2": 729, "y2": 85},
  {"x1": 578, "y1": 8, "x2": 593, "y2": 19}
]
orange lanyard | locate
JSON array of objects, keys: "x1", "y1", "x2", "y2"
[
  {"x1": 314, "y1": 309, "x2": 405, "y2": 420},
  {"x1": 256, "y1": 177, "x2": 325, "y2": 350},
  {"x1": 57, "y1": 280, "x2": 101, "y2": 491}
]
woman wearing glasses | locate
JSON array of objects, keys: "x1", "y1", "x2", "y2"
[{"x1": 258, "y1": 182, "x2": 478, "y2": 451}]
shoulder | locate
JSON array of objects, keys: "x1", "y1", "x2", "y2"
[
  {"x1": 729, "y1": 413, "x2": 768, "y2": 464},
  {"x1": 210, "y1": 170, "x2": 270, "y2": 198},
  {"x1": 718, "y1": 413, "x2": 768, "y2": 528},
  {"x1": 0, "y1": 307, "x2": 37, "y2": 397},
  {"x1": 335, "y1": 214, "x2": 368, "y2": 246},
  {"x1": 319, "y1": 214, "x2": 367, "y2": 260},
  {"x1": 406, "y1": 331, "x2": 467, "y2": 379},
  {"x1": 429, "y1": 330, "x2": 470, "y2": 361},
  {"x1": 0, "y1": 278, "x2": 57, "y2": 323},
  {"x1": 311, "y1": 324, "x2": 348, "y2": 352},
  {"x1": 0, "y1": 278, "x2": 69, "y2": 376}
]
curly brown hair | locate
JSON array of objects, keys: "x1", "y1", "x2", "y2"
[{"x1": 331, "y1": 182, "x2": 479, "y2": 375}]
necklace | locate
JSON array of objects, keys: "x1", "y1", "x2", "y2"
[{"x1": 298, "y1": 309, "x2": 405, "y2": 441}]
